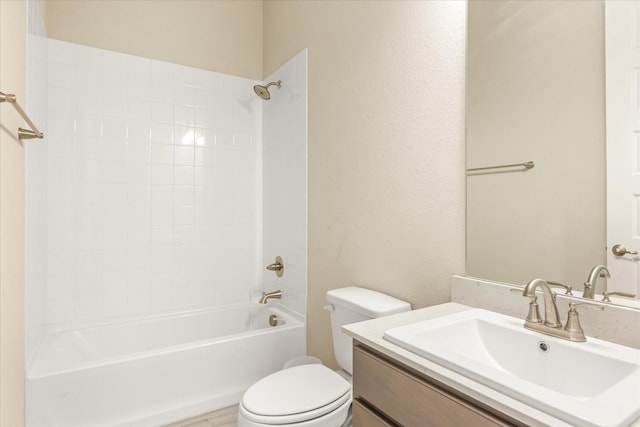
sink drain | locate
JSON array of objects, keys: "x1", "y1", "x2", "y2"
[{"x1": 538, "y1": 341, "x2": 550, "y2": 352}]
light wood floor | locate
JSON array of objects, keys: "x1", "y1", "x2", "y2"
[
  {"x1": 165, "y1": 404, "x2": 353, "y2": 427},
  {"x1": 164, "y1": 405, "x2": 238, "y2": 427}
]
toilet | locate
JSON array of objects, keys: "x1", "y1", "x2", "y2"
[{"x1": 237, "y1": 286, "x2": 411, "y2": 427}]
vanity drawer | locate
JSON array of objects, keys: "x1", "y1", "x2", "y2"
[
  {"x1": 353, "y1": 344, "x2": 516, "y2": 427},
  {"x1": 353, "y1": 400, "x2": 395, "y2": 427}
]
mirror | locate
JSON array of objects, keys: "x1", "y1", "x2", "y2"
[{"x1": 466, "y1": 1, "x2": 639, "y2": 304}]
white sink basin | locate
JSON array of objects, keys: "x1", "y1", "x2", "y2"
[{"x1": 384, "y1": 308, "x2": 640, "y2": 427}]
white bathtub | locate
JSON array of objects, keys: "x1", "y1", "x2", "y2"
[{"x1": 26, "y1": 303, "x2": 305, "y2": 427}]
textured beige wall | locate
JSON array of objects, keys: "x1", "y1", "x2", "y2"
[
  {"x1": 467, "y1": 1, "x2": 605, "y2": 287},
  {"x1": 0, "y1": 0, "x2": 26, "y2": 424},
  {"x1": 44, "y1": 0, "x2": 263, "y2": 80},
  {"x1": 264, "y1": 1, "x2": 467, "y2": 367}
]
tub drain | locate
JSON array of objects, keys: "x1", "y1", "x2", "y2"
[{"x1": 269, "y1": 314, "x2": 278, "y2": 327}]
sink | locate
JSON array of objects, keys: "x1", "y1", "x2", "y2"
[{"x1": 384, "y1": 308, "x2": 640, "y2": 427}]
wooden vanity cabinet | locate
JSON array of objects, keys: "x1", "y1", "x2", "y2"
[{"x1": 352, "y1": 342, "x2": 525, "y2": 427}]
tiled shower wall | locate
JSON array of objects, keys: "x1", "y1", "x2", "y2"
[
  {"x1": 262, "y1": 50, "x2": 307, "y2": 316},
  {"x1": 38, "y1": 39, "x2": 262, "y2": 324},
  {"x1": 25, "y1": 0, "x2": 48, "y2": 360}
]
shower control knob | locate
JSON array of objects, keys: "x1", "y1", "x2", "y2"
[{"x1": 266, "y1": 256, "x2": 284, "y2": 277}]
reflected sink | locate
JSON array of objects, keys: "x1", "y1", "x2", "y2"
[{"x1": 384, "y1": 308, "x2": 640, "y2": 427}]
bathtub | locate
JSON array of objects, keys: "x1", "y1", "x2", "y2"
[{"x1": 26, "y1": 303, "x2": 305, "y2": 427}]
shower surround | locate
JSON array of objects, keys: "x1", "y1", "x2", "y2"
[
  {"x1": 40, "y1": 38, "x2": 263, "y2": 323},
  {"x1": 25, "y1": 37, "x2": 307, "y2": 426}
]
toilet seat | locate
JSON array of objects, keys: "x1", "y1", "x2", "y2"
[{"x1": 240, "y1": 364, "x2": 351, "y2": 425}]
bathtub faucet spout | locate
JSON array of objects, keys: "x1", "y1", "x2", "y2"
[{"x1": 259, "y1": 290, "x2": 282, "y2": 304}]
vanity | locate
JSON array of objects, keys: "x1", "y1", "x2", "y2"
[
  {"x1": 352, "y1": 339, "x2": 522, "y2": 426},
  {"x1": 343, "y1": 302, "x2": 640, "y2": 427}
]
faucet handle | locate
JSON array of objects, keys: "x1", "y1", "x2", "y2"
[
  {"x1": 511, "y1": 287, "x2": 544, "y2": 322},
  {"x1": 564, "y1": 303, "x2": 586, "y2": 341},
  {"x1": 525, "y1": 295, "x2": 543, "y2": 324},
  {"x1": 547, "y1": 281, "x2": 573, "y2": 296},
  {"x1": 563, "y1": 302, "x2": 604, "y2": 342},
  {"x1": 571, "y1": 301, "x2": 605, "y2": 311},
  {"x1": 602, "y1": 291, "x2": 637, "y2": 302}
]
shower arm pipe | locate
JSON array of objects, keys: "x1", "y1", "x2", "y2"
[
  {"x1": 0, "y1": 91, "x2": 44, "y2": 140},
  {"x1": 263, "y1": 80, "x2": 281, "y2": 89}
]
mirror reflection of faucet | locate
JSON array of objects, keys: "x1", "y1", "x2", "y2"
[
  {"x1": 582, "y1": 265, "x2": 636, "y2": 301},
  {"x1": 582, "y1": 265, "x2": 610, "y2": 299}
]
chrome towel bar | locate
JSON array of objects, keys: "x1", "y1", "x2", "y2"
[
  {"x1": 0, "y1": 91, "x2": 44, "y2": 140},
  {"x1": 467, "y1": 161, "x2": 534, "y2": 172}
]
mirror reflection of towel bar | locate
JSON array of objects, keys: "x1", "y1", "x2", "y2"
[{"x1": 467, "y1": 161, "x2": 535, "y2": 172}]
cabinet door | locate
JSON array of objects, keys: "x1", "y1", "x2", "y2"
[{"x1": 353, "y1": 345, "x2": 516, "y2": 427}]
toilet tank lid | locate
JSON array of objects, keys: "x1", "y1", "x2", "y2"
[{"x1": 326, "y1": 286, "x2": 411, "y2": 318}]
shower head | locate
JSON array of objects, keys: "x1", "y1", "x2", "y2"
[{"x1": 253, "y1": 80, "x2": 281, "y2": 100}]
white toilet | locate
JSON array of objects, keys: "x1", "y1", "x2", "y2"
[{"x1": 237, "y1": 286, "x2": 411, "y2": 427}]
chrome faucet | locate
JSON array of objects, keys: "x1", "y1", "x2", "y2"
[
  {"x1": 521, "y1": 278, "x2": 604, "y2": 342},
  {"x1": 259, "y1": 290, "x2": 282, "y2": 304},
  {"x1": 522, "y1": 278, "x2": 561, "y2": 328},
  {"x1": 583, "y1": 265, "x2": 610, "y2": 299}
]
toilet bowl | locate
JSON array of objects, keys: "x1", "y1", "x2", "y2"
[
  {"x1": 237, "y1": 364, "x2": 351, "y2": 427},
  {"x1": 237, "y1": 286, "x2": 411, "y2": 427}
]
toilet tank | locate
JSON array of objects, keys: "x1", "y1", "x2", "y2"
[{"x1": 325, "y1": 286, "x2": 411, "y2": 375}]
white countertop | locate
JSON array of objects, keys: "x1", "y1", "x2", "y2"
[{"x1": 342, "y1": 302, "x2": 640, "y2": 427}]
